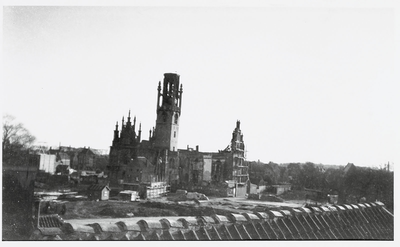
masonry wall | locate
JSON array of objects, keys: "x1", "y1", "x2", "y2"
[{"x1": 3, "y1": 156, "x2": 39, "y2": 240}]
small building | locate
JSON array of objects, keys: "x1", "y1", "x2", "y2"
[
  {"x1": 121, "y1": 182, "x2": 168, "y2": 199},
  {"x1": 87, "y1": 184, "x2": 111, "y2": 201},
  {"x1": 305, "y1": 188, "x2": 327, "y2": 205},
  {"x1": 118, "y1": 190, "x2": 140, "y2": 201},
  {"x1": 271, "y1": 184, "x2": 292, "y2": 195},
  {"x1": 145, "y1": 181, "x2": 168, "y2": 199}
]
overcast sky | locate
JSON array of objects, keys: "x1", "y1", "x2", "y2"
[{"x1": 2, "y1": 1, "x2": 399, "y2": 168}]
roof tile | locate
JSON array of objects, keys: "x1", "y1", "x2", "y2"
[
  {"x1": 116, "y1": 221, "x2": 141, "y2": 232},
  {"x1": 184, "y1": 230, "x2": 199, "y2": 240},
  {"x1": 336, "y1": 205, "x2": 346, "y2": 211},
  {"x1": 137, "y1": 219, "x2": 163, "y2": 231},
  {"x1": 171, "y1": 229, "x2": 186, "y2": 240},
  {"x1": 229, "y1": 213, "x2": 247, "y2": 223},
  {"x1": 212, "y1": 214, "x2": 230, "y2": 224},
  {"x1": 343, "y1": 204, "x2": 353, "y2": 210},
  {"x1": 243, "y1": 212, "x2": 261, "y2": 221},
  {"x1": 196, "y1": 227, "x2": 211, "y2": 240},
  {"x1": 31, "y1": 201, "x2": 393, "y2": 240},
  {"x1": 268, "y1": 210, "x2": 284, "y2": 218},
  {"x1": 300, "y1": 207, "x2": 312, "y2": 214},
  {"x1": 236, "y1": 224, "x2": 252, "y2": 240},
  {"x1": 160, "y1": 218, "x2": 184, "y2": 229},
  {"x1": 253, "y1": 211, "x2": 269, "y2": 219},
  {"x1": 213, "y1": 224, "x2": 231, "y2": 240},
  {"x1": 208, "y1": 226, "x2": 222, "y2": 240},
  {"x1": 198, "y1": 216, "x2": 216, "y2": 225},
  {"x1": 160, "y1": 230, "x2": 174, "y2": 240},
  {"x1": 244, "y1": 222, "x2": 261, "y2": 239},
  {"x1": 177, "y1": 217, "x2": 198, "y2": 228}
]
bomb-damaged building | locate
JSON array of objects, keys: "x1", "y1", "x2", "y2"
[{"x1": 107, "y1": 73, "x2": 249, "y2": 197}]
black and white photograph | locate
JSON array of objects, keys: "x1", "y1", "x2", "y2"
[{"x1": 2, "y1": 0, "x2": 397, "y2": 241}]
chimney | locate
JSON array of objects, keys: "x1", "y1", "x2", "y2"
[{"x1": 196, "y1": 145, "x2": 199, "y2": 152}]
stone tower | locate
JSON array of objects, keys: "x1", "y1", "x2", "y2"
[
  {"x1": 231, "y1": 120, "x2": 248, "y2": 192},
  {"x1": 153, "y1": 73, "x2": 183, "y2": 152}
]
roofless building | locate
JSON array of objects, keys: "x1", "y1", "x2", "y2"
[{"x1": 107, "y1": 73, "x2": 249, "y2": 197}]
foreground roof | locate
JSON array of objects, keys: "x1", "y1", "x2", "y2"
[{"x1": 30, "y1": 201, "x2": 393, "y2": 240}]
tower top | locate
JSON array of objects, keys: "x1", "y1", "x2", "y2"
[
  {"x1": 164, "y1": 72, "x2": 179, "y2": 77},
  {"x1": 236, "y1": 120, "x2": 241, "y2": 129},
  {"x1": 154, "y1": 72, "x2": 183, "y2": 151}
]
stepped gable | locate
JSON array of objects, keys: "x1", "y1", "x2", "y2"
[{"x1": 30, "y1": 202, "x2": 393, "y2": 240}]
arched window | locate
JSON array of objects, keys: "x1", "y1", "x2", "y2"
[{"x1": 166, "y1": 83, "x2": 169, "y2": 95}]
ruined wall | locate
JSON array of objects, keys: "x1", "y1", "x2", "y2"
[
  {"x1": 3, "y1": 156, "x2": 39, "y2": 240},
  {"x1": 203, "y1": 155, "x2": 212, "y2": 181}
]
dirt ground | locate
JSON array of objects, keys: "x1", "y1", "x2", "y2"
[
  {"x1": 62, "y1": 198, "x2": 218, "y2": 219},
  {"x1": 61, "y1": 192, "x2": 307, "y2": 220}
]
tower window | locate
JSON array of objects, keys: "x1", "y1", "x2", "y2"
[
  {"x1": 174, "y1": 113, "x2": 179, "y2": 124},
  {"x1": 174, "y1": 131, "x2": 176, "y2": 138}
]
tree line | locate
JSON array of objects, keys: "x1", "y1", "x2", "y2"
[{"x1": 248, "y1": 161, "x2": 393, "y2": 211}]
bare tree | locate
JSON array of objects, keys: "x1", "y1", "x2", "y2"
[
  {"x1": 2, "y1": 114, "x2": 36, "y2": 165},
  {"x1": 2, "y1": 114, "x2": 36, "y2": 150}
]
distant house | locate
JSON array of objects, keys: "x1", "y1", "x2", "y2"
[
  {"x1": 257, "y1": 179, "x2": 267, "y2": 193},
  {"x1": 118, "y1": 190, "x2": 140, "y2": 201},
  {"x1": 343, "y1": 163, "x2": 356, "y2": 175},
  {"x1": 87, "y1": 184, "x2": 110, "y2": 201},
  {"x1": 78, "y1": 148, "x2": 96, "y2": 170},
  {"x1": 48, "y1": 148, "x2": 72, "y2": 174},
  {"x1": 271, "y1": 184, "x2": 292, "y2": 195},
  {"x1": 248, "y1": 178, "x2": 267, "y2": 194},
  {"x1": 49, "y1": 148, "x2": 71, "y2": 167},
  {"x1": 246, "y1": 180, "x2": 258, "y2": 194},
  {"x1": 56, "y1": 152, "x2": 71, "y2": 166}
]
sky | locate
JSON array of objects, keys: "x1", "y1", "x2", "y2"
[{"x1": 2, "y1": 0, "x2": 399, "y2": 168}]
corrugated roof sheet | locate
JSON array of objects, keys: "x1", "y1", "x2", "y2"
[{"x1": 31, "y1": 202, "x2": 393, "y2": 240}]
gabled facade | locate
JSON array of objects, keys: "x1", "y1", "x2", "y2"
[
  {"x1": 87, "y1": 184, "x2": 111, "y2": 201},
  {"x1": 77, "y1": 147, "x2": 96, "y2": 170}
]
